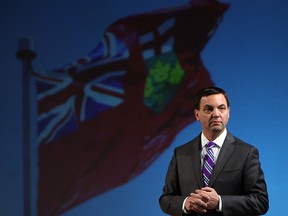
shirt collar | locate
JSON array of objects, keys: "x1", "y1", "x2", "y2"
[{"x1": 201, "y1": 128, "x2": 227, "y2": 148}]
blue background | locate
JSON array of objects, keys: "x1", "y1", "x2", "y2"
[{"x1": 1, "y1": 0, "x2": 287, "y2": 215}]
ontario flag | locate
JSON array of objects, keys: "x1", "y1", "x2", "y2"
[{"x1": 34, "y1": 0, "x2": 228, "y2": 215}]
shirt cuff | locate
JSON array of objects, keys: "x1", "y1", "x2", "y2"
[
  {"x1": 182, "y1": 197, "x2": 189, "y2": 214},
  {"x1": 217, "y1": 195, "x2": 222, "y2": 212}
]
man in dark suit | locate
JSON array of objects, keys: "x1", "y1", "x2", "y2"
[{"x1": 159, "y1": 87, "x2": 269, "y2": 216}]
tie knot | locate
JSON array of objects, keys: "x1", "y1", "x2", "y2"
[{"x1": 206, "y1": 142, "x2": 216, "y2": 149}]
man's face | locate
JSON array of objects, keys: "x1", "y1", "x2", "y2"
[{"x1": 194, "y1": 93, "x2": 230, "y2": 139}]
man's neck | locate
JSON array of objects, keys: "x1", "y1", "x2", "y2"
[{"x1": 203, "y1": 128, "x2": 226, "y2": 141}]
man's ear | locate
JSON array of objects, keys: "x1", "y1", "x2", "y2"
[
  {"x1": 194, "y1": 109, "x2": 200, "y2": 121},
  {"x1": 228, "y1": 107, "x2": 230, "y2": 118}
]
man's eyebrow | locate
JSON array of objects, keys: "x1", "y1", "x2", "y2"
[
  {"x1": 218, "y1": 104, "x2": 226, "y2": 107},
  {"x1": 203, "y1": 104, "x2": 226, "y2": 107}
]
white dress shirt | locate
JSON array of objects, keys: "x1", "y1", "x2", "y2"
[{"x1": 201, "y1": 128, "x2": 227, "y2": 165}]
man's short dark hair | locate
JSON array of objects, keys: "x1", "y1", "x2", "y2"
[{"x1": 194, "y1": 86, "x2": 230, "y2": 110}]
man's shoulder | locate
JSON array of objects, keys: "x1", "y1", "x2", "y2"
[
  {"x1": 175, "y1": 135, "x2": 200, "y2": 153},
  {"x1": 227, "y1": 132, "x2": 257, "y2": 150}
]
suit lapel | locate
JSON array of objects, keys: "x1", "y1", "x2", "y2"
[
  {"x1": 190, "y1": 136, "x2": 203, "y2": 188},
  {"x1": 209, "y1": 132, "x2": 235, "y2": 187}
]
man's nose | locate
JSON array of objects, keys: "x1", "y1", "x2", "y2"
[{"x1": 212, "y1": 108, "x2": 220, "y2": 117}]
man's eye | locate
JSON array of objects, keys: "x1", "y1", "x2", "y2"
[
  {"x1": 204, "y1": 107, "x2": 213, "y2": 113},
  {"x1": 219, "y1": 106, "x2": 226, "y2": 112}
]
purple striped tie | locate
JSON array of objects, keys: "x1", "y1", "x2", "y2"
[{"x1": 203, "y1": 142, "x2": 216, "y2": 186}]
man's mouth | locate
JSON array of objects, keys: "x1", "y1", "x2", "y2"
[{"x1": 210, "y1": 121, "x2": 221, "y2": 125}]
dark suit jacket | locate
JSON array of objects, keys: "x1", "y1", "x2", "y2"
[{"x1": 159, "y1": 132, "x2": 269, "y2": 216}]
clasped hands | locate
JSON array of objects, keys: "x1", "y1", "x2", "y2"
[{"x1": 184, "y1": 187, "x2": 219, "y2": 214}]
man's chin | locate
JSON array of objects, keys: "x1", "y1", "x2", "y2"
[{"x1": 211, "y1": 126, "x2": 224, "y2": 133}]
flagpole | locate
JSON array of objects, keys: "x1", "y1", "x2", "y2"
[{"x1": 16, "y1": 37, "x2": 37, "y2": 216}]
